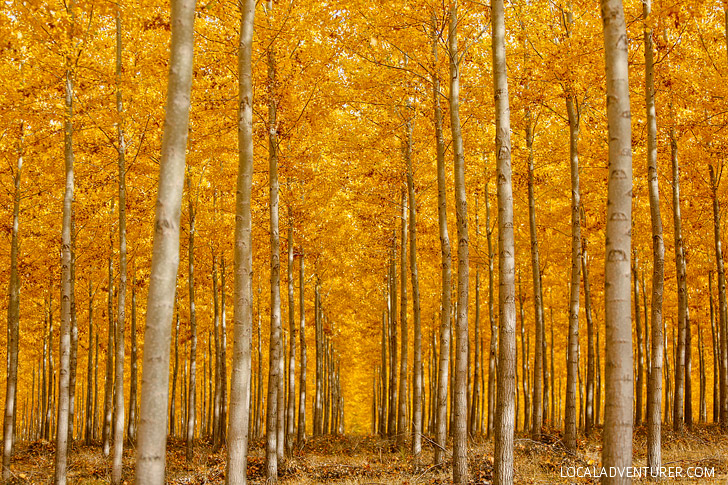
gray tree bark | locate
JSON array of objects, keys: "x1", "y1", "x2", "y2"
[
  {"x1": 134, "y1": 0, "x2": 196, "y2": 479},
  {"x1": 225, "y1": 0, "x2": 255, "y2": 482},
  {"x1": 286, "y1": 216, "x2": 296, "y2": 456},
  {"x1": 297, "y1": 252, "x2": 307, "y2": 444},
  {"x1": 492, "y1": 0, "x2": 516, "y2": 483},
  {"x1": 600, "y1": 0, "x2": 634, "y2": 480},
  {"x1": 397, "y1": 189, "x2": 408, "y2": 448}
]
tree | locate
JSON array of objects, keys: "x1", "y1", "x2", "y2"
[
  {"x1": 600, "y1": 0, "x2": 634, "y2": 481},
  {"x1": 491, "y1": 0, "x2": 516, "y2": 482},
  {"x1": 710, "y1": 164, "x2": 728, "y2": 427},
  {"x1": 225, "y1": 0, "x2": 255, "y2": 481},
  {"x1": 112, "y1": 7, "x2": 128, "y2": 483},
  {"x1": 2, "y1": 124, "x2": 23, "y2": 481},
  {"x1": 134, "y1": 0, "x2": 197, "y2": 480}
]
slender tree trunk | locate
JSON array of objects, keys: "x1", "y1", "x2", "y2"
[
  {"x1": 432, "y1": 11, "x2": 452, "y2": 467},
  {"x1": 486, "y1": 163, "x2": 496, "y2": 439},
  {"x1": 671, "y1": 120, "x2": 687, "y2": 433},
  {"x1": 265, "y1": 1, "x2": 282, "y2": 472},
  {"x1": 685, "y1": 307, "x2": 693, "y2": 428},
  {"x1": 406, "y1": 120, "x2": 423, "y2": 456},
  {"x1": 2, "y1": 125, "x2": 22, "y2": 481},
  {"x1": 68, "y1": 214, "x2": 77, "y2": 445},
  {"x1": 449, "y1": 3, "x2": 470, "y2": 481},
  {"x1": 379, "y1": 310, "x2": 387, "y2": 437},
  {"x1": 112, "y1": 9, "x2": 127, "y2": 482},
  {"x1": 133, "y1": 0, "x2": 196, "y2": 479},
  {"x1": 170, "y1": 304, "x2": 180, "y2": 438},
  {"x1": 595, "y1": 328, "x2": 601, "y2": 427},
  {"x1": 219, "y1": 258, "x2": 228, "y2": 444},
  {"x1": 526, "y1": 58, "x2": 544, "y2": 444},
  {"x1": 211, "y1": 253, "x2": 222, "y2": 449},
  {"x1": 54, "y1": 14, "x2": 77, "y2": 477},
  {"x1": 519, "y1": 280, "x2": 529, "y2": 434},
  {"x1": 634, "y1": 254, "x2": 643, "y2": 427},
  {"x1": 564, "y1": 85, "x2": 581, "y2": 452},
  {"x1": 470, "y1": 195, "x2": 481, "y2": 438},
  {"x1": 93, "y1": 331, "x2": 99, "y2": 440},
  {"x1": 297, "y1": 252, "x2": 307, "y2": 444},
  {"x1": 286, "y1": 216, "x2": 296, "y2": 456},
  {"x1": 185, "y1": 176, "x2": 197, "y2": 463},
  {"x1": 128, "y1": 279, "x2": 138, "y2": 442},
  {"x1": 699, "y1": 325, "x2": 706, "y2": 423},
  {"x1": 600, "y1": 0, "x2": 634, "y2": 479},
  {"x1": 710, "y1": 272, "x2": 719, "y2": 423},
  {"x1": 85, "y1": 283, "x2": 94, "y2": 445},
  {"x1": 583, "y1": 239, "x2": 595, "y2": 436},
  {"x1": 491, "y1": 0, "x2": 516, "y2": 481},
  {"x1": 397, "y1": 190, "x2": 408, "y2": 448},
  {"x1": 225, "y1": 0, "x2": 255, "y2": 481},
  {"x1": 103, "y1": 233, "x2": 114, "y2": 458}
]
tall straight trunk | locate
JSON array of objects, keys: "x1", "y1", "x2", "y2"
[
  {"x1": 699, "y1": 325, "x2": 706, "y2": 423},
  {"x1": 595, "y1": 328, "x2": 601, "y2": 426},
  {"x1": 406, "y1": 122, "x2": 423, "y2": 456},
  {"x1": 600, "y1": 0, "x2": 634, "y2": 480},
  {"x1": 134, "y1": 0, "x2": 196, "y2": 479},
  {"x1": 564, "y1": 86, "x2": 581, "y2": 452},
  {"x1": 449, "y1": 3, "x2": 470, "y2": 481},
  {"x1": 431, "y1": 12, "x2": 452, "y2": 467},
  {"x1": 491, "y1": 0, "x2": 516, "y2": 481},
  {"x1": 470, "y1": 195, "x2": 481, "y2": 438},
  {"x1": 526, "y1": 59, "x2": 544, "y2": 444},
  {"x1": 583, "y1": 239, "x2": 595, "y2": 436},
  {"x1": 254, "y1": 290, "x2": 262, "y2": 439},
  {"x1": 93, "y1": 331, "x2": 99, "y2": 440},
  {"x1": 486, "y1": 163, "x2": 496, "y2": 439},
  {"x1": 185, "y1": 178, "x2": 198, "y2": 462},
  {"x1": 219, "y1": 258, "x2": 228, "y2": 444},
  {"x1": 226, "y1": 0, "x2": 255, "y2": 481},
  {"x1": 397, "y1": 190, "x2": 408, "y2": 448},
  {"x1": 128, "y1": 279, "x2": 138, "y2": 441},
  {"x1": 170, "y1": 305, "x2": 180, "y2": 438},
  {"x1": 685, "y1": 307, "x2": 693, "y2": 428},
  {"x1": 710, "y1": 272, "x2": 719, "y2": 422},
  {"x1": 286, "y1": 217, "x2": 296, "y2": 456},
  {"x1": 103, "y1": 238, "x2": 114, "y2": 457},
  {"x1": 211, "y1": 253, "x2": 222, "y2": 449},
  {"x1": 297, "y1": 252, "x2": 307, "y2": 444},
  {"x1": 68, "y1": 215, "x2": 78, "y2": 445},
  {"x1": 112, "y1": 9, "x2": 127, "y2": 482},
  {"x1": 314, "y1": 281, "x2": 324, "y2": 435},
  {"x1": 710, "y1": 164, "x2": 728, "y2": 428},
  {"x1": 379, "y1": 309, "x2": 387, "y2": 436},
  {"x1": 265, "y1": 1, "x2": 281, "y2": 477},
  {"x1": 548, "y1": 309, "x2": 553, "y2": 425},
  {"x1": 3, "y1": 125, "x2": 22, "y2": 481},
  {"x1": 388, "y1": 236, "x2": 398, "y2": 438},
  {"x1": 54, "y1": 17, "x2": 77, "y2": 478},
  {"x1": 671, "y1": 121, "x2": 686, "y2": 433},
  {"x1": 664, "y1": 323, "x2": 671, "y2": 424},
  {"x1": 519, "y1": 280, "x2": 529, "y2": 434},
  {"x1": 634, "y1": 255, "x2": 643, "y2": 427},
  {"x1": 84, "y1": 283, "x2": 94, "y2": 445}
]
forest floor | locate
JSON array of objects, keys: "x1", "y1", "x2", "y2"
[{"x1": 6, "y1": 424, "x2": 728, "y2": 483}]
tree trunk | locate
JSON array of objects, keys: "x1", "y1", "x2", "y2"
[
  {"x1": 685, "y1": 307, "x2": 692, "y2": 428},
  {"x1": 583, "y1": 238, "x2": 595, "y2": 437},
  {"x1": 699, "y1": 325, "x2": 706, "y2": 423},
  {"x1": 219, "y1": 257, "x2": 228, "y2": 444},
  {"x1": 112, "y1": 9, "x2": 127, "y2": 482},
  {"x1": 54, "y1": 9, "x2": 76, "y2": 479},
  {"x1": 128, "y1": 278, "x2": 138, "y2": 442},
  {"x1": 634, "y1": 254, "x2": 643, "y2": 427},
  {"x1": 211, "y1": 253, "x2": 222, "y2": 449},
  {"x1": 710, "y1": 164, "x2": 728, "y2": 428},
  {"x1": 2, "y1": 125, "x2": 22, "y2": 481},
  {"x1": 519, "y1": 279, "x2": 529, "y2": 434},
  {"x1": 491, "y1": 0, "x2": 516, "y2": 481},
  {"x1": 225, "y1": 0, "x2": 255, "y2": 481},
  {"x1": 470, "y1": 195, "x2": 481, "y2": 438},
  {"x1": 68, "y1": 214, "x2": 78, "y2": 445},
  {"x1": 406, "y1": 119, "x2": 423, "y2": 456},
  {"x1": 564, "y1": 85, "x2": 581, "y2": 452},
  {"x1": 85, "y1": 283, "x2": 94, "y2": 445},
  {"x1": 486, "y1": 161, "x2": 496, "y2": 439},
  {"x1": 449, "y1": 3, "x2": 471, "y2": 482},
  {"x1": 397, "y1": 189, "x2": 408, "y2": 448},
  {"x1": 710, "y1": 272, "x2": 719, "y2": 423},
  {"x1": 185, "y1": 175, "x2": 197, "y2": 463},
  {"x1": 286, "y1": 216, "x2": 296, "y2": 456},
  {"x1": 431, "y1": 11, "x2": 452, "y2": 467},
  {"x1": 297, "y1": 252, "x2": 307, "y2": 444},
  {"x1": 103, "y1": 233, "x2": 114, "y2": 458},
  {"x1": 671, "y1": 120, "x2": 687, "y2": 433},
  {"x1": 265, "y1": 0, "x2": 282, "y2": 477},
  {"x1": 170, "y1": 303, "x2": 180, "y2": 438},
  {"x1": 600, "y1": 0, "x2": 634, "y2": 479},
  {"x1": 133, "y1": 0, "x2": 196, "y2": 479}
]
